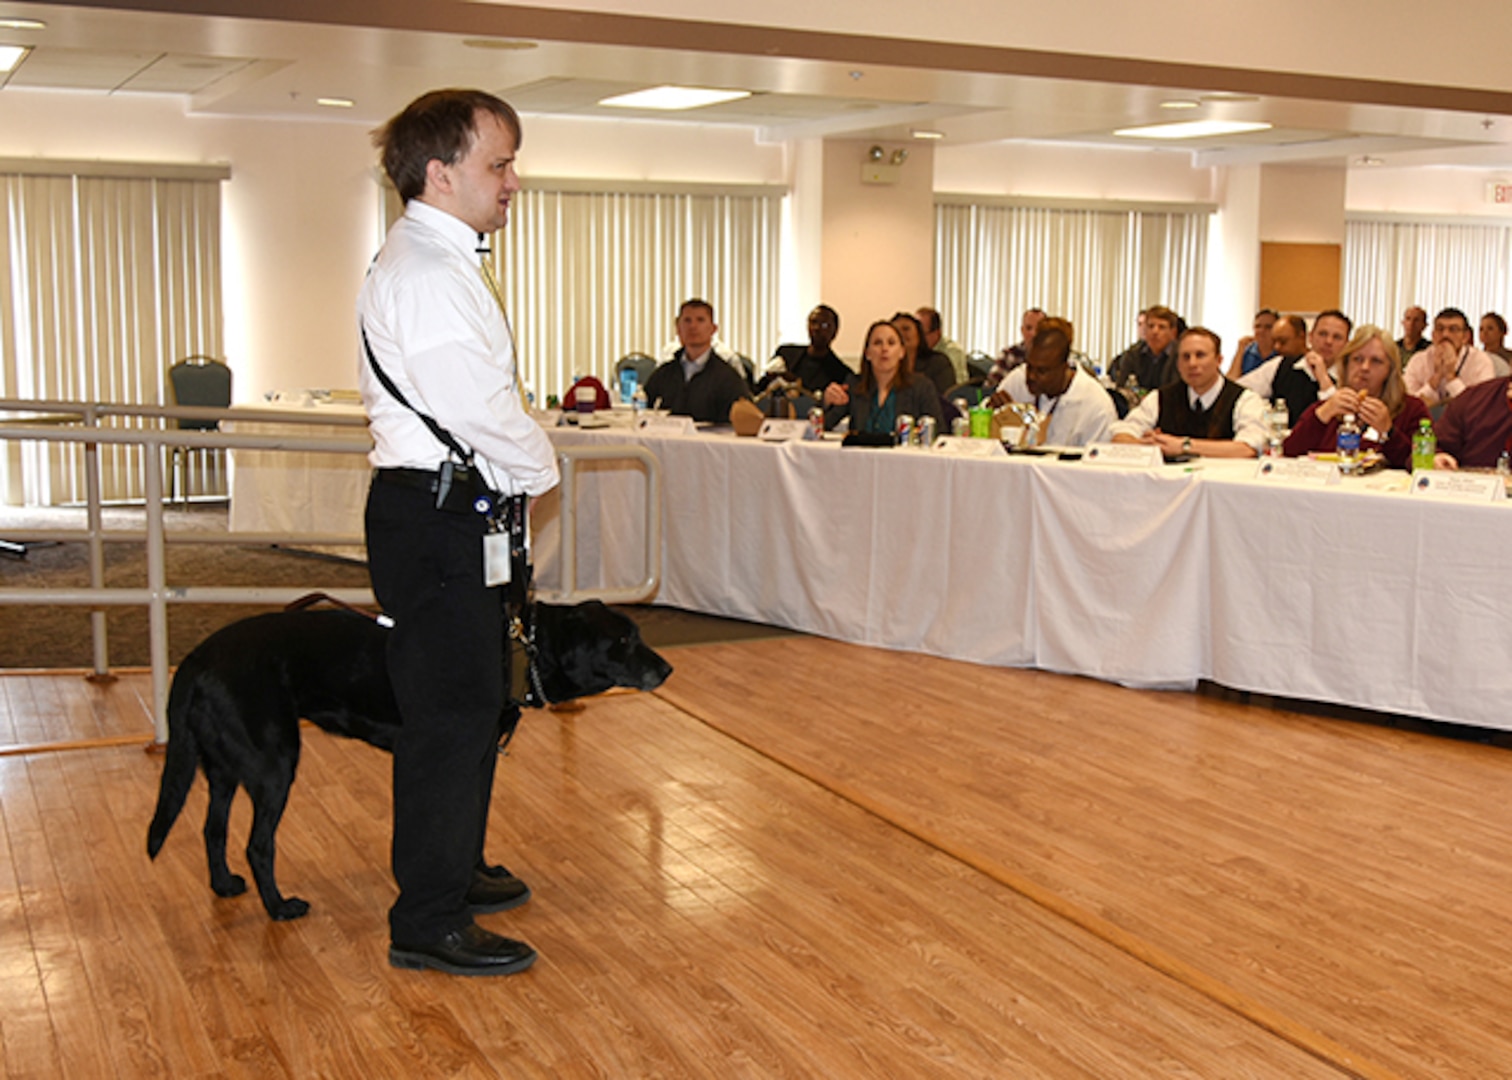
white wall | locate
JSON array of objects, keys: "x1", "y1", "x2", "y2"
[
  {"x1": 935, "y1": 141, "x2": 1216, "y2": 204},
  {"x1": 0, "y1": 91, "x2": 787, "y2": 400},
  {"x1": 1347, "y1": 166, "x2": 1512, "y2": 219}
]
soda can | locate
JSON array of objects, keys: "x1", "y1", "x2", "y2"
[
  {"x1": 807, "y1": 406, "x2": 825, "y2": 440},
  {"x1": 951, "y1": 416, "x2": 969, "y2": 438},
  {"x1": 916, "y1": 416, "x2": 937, "y2": 447},
  {"x1": 895, "y1": 414, "x2": 914, "y2": 446}
]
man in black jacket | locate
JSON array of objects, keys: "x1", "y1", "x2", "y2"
[{"x1": 644, "y1": 298, "x2": 752, "y2": 423}]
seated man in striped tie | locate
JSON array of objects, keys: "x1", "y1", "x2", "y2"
[{"x1": 1108, "y1": 326, "x2": 1267, "y2": 459}]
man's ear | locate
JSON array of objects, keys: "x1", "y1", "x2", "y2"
[{"x1": 424, "y1": 157, "x2": 451, "y2": 195}]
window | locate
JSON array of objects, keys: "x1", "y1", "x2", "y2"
[
  {"x1": 494, "y1": 182, "x2": 783, "y2": 402},
  {"x1": 0, "y1": 161, "x2": 226, "y2": 505},
  {"x1": 934, "y1": 197, "x2": 1211, "y2": 368}
]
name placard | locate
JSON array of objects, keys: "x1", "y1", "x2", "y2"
[
  {"x1": 931, "y1": 436, "x2": 1007, "y2": 458},
  {"x1": 1253, "y1": 457, "x2": 1341, "y2": 486},
  {"x1": 1410, "y1": 471, "x2": 1507, "y2": 502},
  {"x1": 757, "y1": 418, "x2": 814, "y2": 442},
  {"x1": 636, "y1": 415, "x2": 698, "y2": 436},
  {"x1": 1083, "y1": 442, "x2": 1163, "y2": 468}
]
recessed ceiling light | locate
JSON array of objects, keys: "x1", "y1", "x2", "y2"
[
  {"x1": 1356, "y1": 156, "x2": 1385, "y2": 167},
  {"x1": 0, "y1": 44, "x2": 27, "y2": 72},
  {"x1": 1200, "y1": 94, "x2": 1261, "y2": 104},
  {"x1": 598, "y1": 86, "x2": 751, "y2": 111},
  {"x1": 1114, "y1": 119, "x2": 1273, "y2": 140},
  {"x1": 461, "y1": 38, "x2": 538, "y2": 51},
  {"x1": 911, "y1": 128, "x2": 945, "y2": 140},
  {"x1": 316, "y1": 97, "x2": 354, "y2": 109},
  {"x1": 0, "y1": 17, "x2": 45, "y2": 30},
  {"x1": 1160, "y1": 99, "x2": 1201, "y2": 110}
]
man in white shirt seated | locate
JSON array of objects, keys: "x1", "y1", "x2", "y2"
[
  {"x1": 1404, "y1": 307, "x2": 1496, "y2": 408},
  {"x1": 1109, "y1": 327, "x2": 1267, "y2": 459},
  {"x1": 1238, "y1": 312, "x2": 1340, "y2": 426},
  {"x1": 985, "y1": 324, "x2": 1115, "y2": 446}
]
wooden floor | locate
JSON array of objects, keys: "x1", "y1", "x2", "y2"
[{"x1": 2, "y1": 640, "x2": 1510, "y2": 1078}]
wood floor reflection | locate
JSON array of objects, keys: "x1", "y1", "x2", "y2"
[{"x1": 3, "y1": 640, "x2": 1507, "y2": 1077}]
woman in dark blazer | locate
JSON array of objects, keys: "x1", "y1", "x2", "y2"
[{"x1": 823, "y1": 319, "x2": 945, "y2": 434}]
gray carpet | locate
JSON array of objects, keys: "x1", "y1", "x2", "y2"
[{"x1": 0, "y1": 502, "x2": 794, "y2": 669}]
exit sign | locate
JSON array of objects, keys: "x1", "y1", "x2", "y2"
[{"x1": 1490, "y1": 182, "x2": 1512, "y2": 204}]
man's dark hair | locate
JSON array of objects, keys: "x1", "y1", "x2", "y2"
[
  {"x1": 1030, "y1": 325, "x2": 1071, "y2": 365},
  {"x1": 1145, "y1": 305, "x2": 1178, "y2": 329},
  {"x1": 1435, "y1": 307, "x2": 1470, "y2": 329},
  {"x1": 1315, "y1": 309, "x2": 1353, "y2": 335},
  {"x1": 374, "y1": 89, "x2": 522, "y2": 204},
  {"x1": 916, "y1": 306, "x2": 942, "y2": 334},
  {"x1": 1280, "y1": 314, "x2": 1308, "y2": 337},
  {"x1": 679, "y1": 298, "x2": 715, "y2": 321},
  {"x1": 1255, "y1": 308, "x2": 1278, "y2": 320},
  {"x1": 811, "y1": 304, "x2": 839, "y2": 329}
]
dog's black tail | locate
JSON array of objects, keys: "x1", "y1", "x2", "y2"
[{"x1": 146, "y1": 662, "x2": 202, "y2": 859}]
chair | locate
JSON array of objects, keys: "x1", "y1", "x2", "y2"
[
  {"x1": 729, "y1": 353, "x2": 758, "y2": 390},
  {"x1": 965, "y1": 351, "x2": 993, "y2": 383},
  {"x1": 167, "y1": 354, "x2": 232, "y2": 502},
  {"x1": 944, "y1": 383, "x2": 988, "y2": 408}
]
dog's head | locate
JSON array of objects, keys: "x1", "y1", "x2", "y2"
[{"x1": 530, "y1": 601, "x2": 672, "y2": 704}]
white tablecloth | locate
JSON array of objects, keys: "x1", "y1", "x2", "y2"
[
  {"x1": 537, "y1": 428, "x2": 1512, "y2": 731},
  {"x1": 227, "y1": 404, "x2": 371, "y2": 535}
]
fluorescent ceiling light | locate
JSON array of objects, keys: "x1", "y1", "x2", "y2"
[
  {"x1": 1114, "y1": 119, "x2": 1272, "y2": 140},
  {"x1": 1159, "y1": 99, "x2": 1201, "y2": 110},
  {"x1": 317, "y1": 97, "x2": 354, "y2": 108},
  {"x1": 598, "y1": 85, "x2": 750, "y2": 111},
  {"x1": 911, "y1": 128, "x2": 945, "y2": 140},
  {"x1": 0, "y1": 18, "x2": 45, "y2": 30},
  {"x1": 0, "y1": 44, "x2": 27, "y2": 72}
]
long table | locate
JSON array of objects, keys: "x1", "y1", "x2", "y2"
[{"x1": 536, "y1": 427, "x2": 1512, "y2": 732}]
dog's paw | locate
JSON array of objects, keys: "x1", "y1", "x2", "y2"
[
  {"x1": 270, "y1": 896, "x2": 310, "y2": 921},
  {"x1": 212, "y1": 873, "x2": 247, "y2": 897}
]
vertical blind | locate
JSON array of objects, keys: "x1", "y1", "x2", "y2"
[
  {"x1": 494, "y1": 185, "x2": 782, "y2": 403},
  {"x1": 0, "y1": 169, "x2": 223, "y2": 505},
  {"x1": 1344, "y1": 217, "x2": 1512, "y2": 332},
  {"x1": 933, "y1": 200, "x2": 1211, "y2": 367}
]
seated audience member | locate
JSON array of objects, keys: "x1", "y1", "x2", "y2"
[
  {"x1": 1430, "y1": 372, "x2": 1512, "y2": 470},
  {"x1": 761, "y1": 304, "x2": 851, "y2": 395},
  {"x1": 1404, "y1": 307, "x2": 1495, "y2": 407},
  {"x1": 1225, "y1": 308, "x2": 1280, "y2": 379},
  {"x1": 1397, "y1": 305, "x2": 1431, "y2": 367},
  {"x1": 644, "y1": 298, "x2": 752, "y2": 423},
  {"x1": 1308, "y1": 309, "x2": 1353, "y2": 369},
  {"x1": 1110, "y1": 327, "x2": 1266, "y2": 458},
  {"x1": 1282, "y1": 325, "x2": 1429, "y2": 470},
  {"x1": 892, "y1": 311, "x2": 956, "y2": 396},
  {"x1": 917, "y1": 306, "x2": 970, "y2": 385},
  {"x1": 1108, "y1": 305, "x2": 1180, "y2": 392},
  {"x1": 822, "y1": 319, "x2": 944, "y2": 434},
  {"x1": 986, "y1": 308, "x2": 1044, "y2": 389},
  {"x1": 985, "y1": 323, "x2": 1115, "y2": 446},
  {"x1": 1239, "y1": 313, "x2": 1335, "y2": 426},
  {"x1": 1479, "y1": 312, "x2": 1512, "y2": 378}
]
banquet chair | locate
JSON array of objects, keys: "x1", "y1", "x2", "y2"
[
  {"x1": 614, "y1": 352, "x2": 657, "y2": 394},
  {"x1": 167, "y1": 354, "x2": 232, "y2": 502},
  {"x1": 965, "y1": 351, "x2": 993, "y2": 383}
]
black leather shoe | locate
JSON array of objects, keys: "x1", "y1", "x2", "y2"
[
  {"x1": 467, "y1": 867, "x2": 531, "y2": 913},
  {"x1": 389, "y1": 924, "x2": 537, "y2": 976}
]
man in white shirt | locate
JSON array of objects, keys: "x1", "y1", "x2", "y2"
[
  {"x1": 986, "y1": 324, "x2": 1114, "y2": 446},
  {"x1": 359, "y1": 89, "x2": 557, "y2": 977},
  {"x1": 1238, "y1": 312, "x2": 1338, "y2": 426},
  {"x1": 1404, "y1": 307, "x2": 1497, "y2": 407},
  {"x1": 1110, "y1": 327, "x2": 1266, "y2": 458}
]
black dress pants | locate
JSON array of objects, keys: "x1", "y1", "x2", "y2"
[{"x1": 365, "y1": 477, "x2": 509, "y2": 946}]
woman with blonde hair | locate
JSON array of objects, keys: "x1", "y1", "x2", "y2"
[{"x1": 1282, "y1": 325, "x2": 1429, "y2": 469}]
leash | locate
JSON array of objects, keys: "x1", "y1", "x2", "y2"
[{"x1": 283, "y1": 592, "x2": 392, "y2": 626}]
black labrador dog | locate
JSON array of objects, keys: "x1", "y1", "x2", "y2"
[{"x1": 147, "y1": 601, "x2": 671, "y2": 920}]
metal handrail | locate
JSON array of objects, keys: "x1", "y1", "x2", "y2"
[{"x1": 0, "y1": 401, "x2": 662, "y2": 741}]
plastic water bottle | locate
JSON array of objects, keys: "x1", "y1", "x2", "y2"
[
  {"x1": 1410, "y1": 419, "x2": 1436, "y2": 472},
  {"x1": 619, "y1": 367, "x2": 638, "y2": 405},
  {"x1": 631, "y1": 388, "x2": 647, "y2": 414},
  {"x1": 1337, "y1": 413, "x2": 1362, "y2": 474}
]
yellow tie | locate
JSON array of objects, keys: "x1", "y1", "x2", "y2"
[{"x1": 479, "y1": 252, "x2": 531, "y2": 409}]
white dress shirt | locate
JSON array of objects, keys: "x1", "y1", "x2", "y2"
[
  {"x1": 999, "y1": 366, "x2": 1116, "y2": 447},
  {"x1": 357, "y1": 200, "x2": 558, "y2": 498},
  {"x1": 1110, "y1": 379, "x2": 1268, "y2": 453},
  {"x1": 1238, "y1": 354, "x2": 1337, "y2": 402}
]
